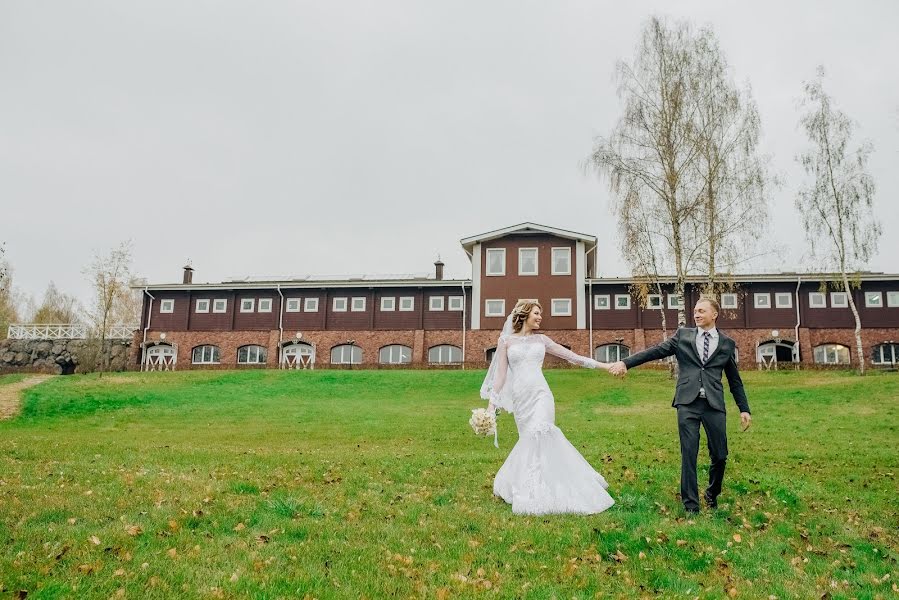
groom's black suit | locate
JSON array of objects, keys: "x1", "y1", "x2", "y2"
[{"x1": 622, "y1": 327, "x2": 750, "y2": 511}]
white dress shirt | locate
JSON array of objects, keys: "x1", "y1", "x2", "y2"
[
  {"x1": 696, "y1": 326, "x2": 719, "y2": 399},
  {"x1": 696, "y1": 326, "x2": 719, "y2": 361}
]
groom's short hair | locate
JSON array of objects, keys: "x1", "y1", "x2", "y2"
[{"x1": 697, "y1": 296, "x2": 720, "y2": 313}]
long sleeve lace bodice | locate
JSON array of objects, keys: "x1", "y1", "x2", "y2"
[{"x1": 490, "y1": 334, "x2": 602, "y2": 405}]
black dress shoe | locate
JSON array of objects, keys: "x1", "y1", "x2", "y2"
[
  {"x1": 703, "y1": 491, "x2": 718, "y2": 509},
  {"x1": 685, "y1": 506, "x2": 701, "y2": 514}
]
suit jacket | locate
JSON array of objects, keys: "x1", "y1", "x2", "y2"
[{"x1": 622, "y1": 327, "x2": 750, "y2": 414}]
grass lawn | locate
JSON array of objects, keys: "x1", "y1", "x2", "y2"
[{"x1": 1, "y1": 368, "x2": 897, "y2": 599}]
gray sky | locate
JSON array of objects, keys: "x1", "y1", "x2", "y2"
[{"x1": 2, "y1": 1, "x2": 897, "y2": 310}]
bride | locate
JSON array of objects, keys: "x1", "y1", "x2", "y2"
[{"x1": 481, "y1": 299, "x2": 615, "y2": 515}]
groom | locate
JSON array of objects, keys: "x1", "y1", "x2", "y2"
[{"x1": 609, "y1": 297, "x2": 751, "y2": 513}]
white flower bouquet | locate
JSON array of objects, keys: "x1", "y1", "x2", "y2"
[{"x1": 469, "y1": 407, "x2": 497, "y2": 437}]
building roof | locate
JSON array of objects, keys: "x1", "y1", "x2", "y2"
[
  {"x1": 588, "y1": 272, "x2": 899, "y2": 284},
  {"x1": 136, "y1": 275, "x2": 471, "y2": 292},
  {"x1": 460, "y1": 222, "x2": 598, "y2": 254}
]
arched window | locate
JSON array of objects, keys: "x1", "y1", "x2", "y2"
[
  {"x1": 428, "y1": 345, "x2": 462, "y2": 364},
  {"x1": 379, "y1": 345, "x2": 411, "y2": 364},
  {"x1": 813, "y1": 344, "x2": 850, "y2": 365},
  {"x1": 594, "y1": 343, "x2": 630, "y2": 363},
  {"x1": 192, "y1": 345, "x2": 220, "y2": 364},
  {"x1": 237, "y1": 345, "x2": 267, "y2": 364},
  {"x1": 872, "y1": 343, "x2": 899, "y2": 366},
  {"x1": 331, "y1": 344, "x2": 362, "y2": 365}
]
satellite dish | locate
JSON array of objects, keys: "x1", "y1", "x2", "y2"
[
  {"x1": 295, "y1": 332, "x2": 303, "y2": 339},
  {"x1": 159, "y1": 332, "x2": 167, "y2": 340}
]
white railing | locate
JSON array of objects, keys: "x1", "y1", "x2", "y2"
[{"x1": 7, "y1": 324, "x2": 138, "y2": 340}]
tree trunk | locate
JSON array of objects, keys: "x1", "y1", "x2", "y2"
[{"x1": 842, "y1": 274, "x2": 865, "y2": 375}]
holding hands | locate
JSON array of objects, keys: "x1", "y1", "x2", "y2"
[{"x1": 608, "y1": 361, "x2": 627, "y2": 377}]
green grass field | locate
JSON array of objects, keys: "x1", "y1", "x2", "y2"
[{"x1": 1, "y1": 369, "x2": 897, "y2": 599}]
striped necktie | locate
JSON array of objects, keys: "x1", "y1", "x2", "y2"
[{"x1": 702, "y1": 331, "x2": 711, "y2": 363}]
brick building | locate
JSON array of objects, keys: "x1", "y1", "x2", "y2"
[{"x1": 134, "y1": 223, "x2": 899, "y2": 370}]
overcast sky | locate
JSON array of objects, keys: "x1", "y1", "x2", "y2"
[{"x1": 2, "y1": 1, "x2": 897, "y2": 309}]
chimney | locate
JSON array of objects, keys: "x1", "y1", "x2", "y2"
[
  {"x1": 434, "y1": 258, "x2": 445, "y2": 281},
  {"x1": 183, "y1": 265, "x2": 194, "y2": 284}
]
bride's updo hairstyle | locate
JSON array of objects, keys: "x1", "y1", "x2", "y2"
[{"x1": 511, "y1": 299, "x2": 542, "y2": 333}]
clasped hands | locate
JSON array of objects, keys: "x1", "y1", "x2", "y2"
[{"x1": 607, "y1": 361, "x2": 627, "y2": 377}]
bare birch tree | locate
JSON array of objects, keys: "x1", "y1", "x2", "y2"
[
  {"x1": 0, "y1": 245, "x2": 20, "y2": 340},
  {"x1": 590, "y1": 16, "x2": 705, "y2": 329},
  {"x1": 689, "y1": 29, "x2": 770, "y2": 297},
  {"x1": 84, "y1": 241, "x2": 135, "y2": 375},
  {"x1": 796, "y1": 67, "x2": 880, "y2": 374}
]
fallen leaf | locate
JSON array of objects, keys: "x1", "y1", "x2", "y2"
[
  {"x1": 230, "y1": 573, "x2": 239, "y2": 583},
  {"x1": 611, "y1": 550, "x2": 628, "y2": 562},
  {"x1": 676, "y1": 540, "x2": 687, "y2": 547},
  {"x1": 126, "y1": 525, "x2": 142, "y2": 536},
  {"x1": 88, "y1": 535, "x2": 101, "y2": 546},
  {"x1": 168, "y1": 520, "x2": 179, "y2": 531},
  {"x1": 67, "y1": 518, "x2": 76, "y2": 525},
  {"x1": 733, "y1": 534, "x2": 742, "y2": 543},
  {"x1": 167, "y1": 548, "x2": 177, "y2": 558},
  {"x1": 233, "y1": 523, "x2": 246, "y2": 532}
]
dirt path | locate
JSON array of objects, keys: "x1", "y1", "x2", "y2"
[{"x1": 0, "y1": 375, "x2": 53, "y2": 419}]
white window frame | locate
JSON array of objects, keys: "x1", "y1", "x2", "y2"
[
  {"x1": 486, "y1": 248, "x2": 506, "y2": 276},
  {"x1": 614, "y1": 294, "x2": 631, "y2": 310},
  {"x1": 518, "y1": 248, "x2": 538, "y2": 276},
  {"x1": 333, "y1": 297, "x2": 348, "y2": 312},
  {"x1": 551, "y1": 298, "x2": 572, "y2": 316},
  {"x1": 720, "y1": 293, "x2": 738, "y2": 310},
  {"x1": 399, "y1": 296, "x2": 415, "y2": 311},
  {"x1": 304, "y1": 298, "x2": 319, "y2": 312},
  {"x1": 830, "y1": 292, "x2": 848, "y2": 308},
  {"x1": 873, "y1": 343, "x2": 899, "y2": 365},
  {"x1": 191, "y1": 345, "x2": 220, "y2": 365},
  {"x1": 258, "y1": 298, "x2": 272, "y2": 313},
  {"x1": 864, "y1": 291, "x2": 883, "y2": 308},
  {"x1": 775, "y1": 293, "x2": 793, "y2": 309},
  {"x1": 429, "y1": 296, "x2": 445, "y2": 311},
  {"x1": 379, "y1": 345, "x2": 412, "y2": 365},
  {"x1": 551, "y1": 247, "x2": 571, "y2": 275},
  {"x1": 645, "y1": 294, "x2": 662, "y2": 309},
  {"x1": 428, "y1": 345, "x2": 463, "y2": 364},
  {"x1": 813, "y1": 344, "x2": 850, "y2": 365},
  {"x1": 754, "y1": 293, "x2": 771, "y2": 309},
  {"x1": 448, "y1": 296, "x2": 464, "y2": 311},
  {"x1": 195, "y1": 299, "x2": 210, "y2": 313},
  {"x1": 213, "y1": 299, "x2": 228, "y2": 313},
  {"x1": 484, "y1": 299, "x2": 506, "y2": 317},
  {"x1": 808, "y1": 292, "x2": 826, "y2": 308},
  {"x1": 351, "y1": 297, "x2": 366, "y2": 312},
  {"x1": 160, "y1": 299, "x2": 175, "y2": 314},
  {"x1": 330, "y1": 344, "x2": 362, "y2": 365},
  {"x1": 594, "y1": 295, "x2": 611, "y2": 310},
  {"x1": 668, "y1": 294, "x2": 684, "y2": 309},
  {"x1": 887, "y1": 291, "x2": 899, "y2": 308},
  {"x1": 240, "y1": 298, "x2": 255, "y2": 313},
  {"x1": 286, "y1": 298, "x2": 301, "y2": 313},
  {"x1": 380, "y1": 297, "x2": 396, "y2": 311},
  {"x1": 237, "y1": 345, "x2": 267, "y2": 364}
]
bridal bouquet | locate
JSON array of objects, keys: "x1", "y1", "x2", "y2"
[{"x1": 469, "y1": 408, "x2": 497, "y2": 436}]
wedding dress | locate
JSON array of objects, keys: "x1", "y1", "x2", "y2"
[{"x1": 487, "y1": 334, "x2": 615, "y2": 515}]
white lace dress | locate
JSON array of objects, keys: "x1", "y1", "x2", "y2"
[{"x1": 489, "y1": 334, "x2": 615, "y2": 515}]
